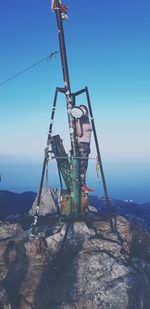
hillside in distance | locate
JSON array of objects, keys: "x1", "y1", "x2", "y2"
[
  {"x1": 0, "y1": 190, "x2": 36, "y2": 218},
  {"x1": 0, "y1": 190, "x2": 150, "y2": 230}
]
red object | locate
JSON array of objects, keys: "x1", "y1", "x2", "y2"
[
  {"x1": 60, "y1": 4, "x2": 68, "y2": 13},
  {"x1": 81, "y1": 185, "x2": 94, "y2": 193},
  {"x1": 52, "y1": 1, "x2": 68, "y2": 12}
]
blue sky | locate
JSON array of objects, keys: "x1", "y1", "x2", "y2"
[{"x1": 0, "y1": 0, "x2": 150, "y2": 163}]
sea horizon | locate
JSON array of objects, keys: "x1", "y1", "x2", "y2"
[{"x1": 0, "y1": 160, "x2": 150, "y2": 204}]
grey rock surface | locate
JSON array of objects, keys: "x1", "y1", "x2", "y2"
[
  {"x1": 29, "y1": 187, "x2": 59, "y2": 216},
  {"x1": 0, "y1": 222, "x2": 25, "y2": 240},
  {"x1": 0, "y1": 286, "x2": 11, "y2": 309},
  {"x1": 0, "y1": 215, "x2": 150, "y2": 308}
]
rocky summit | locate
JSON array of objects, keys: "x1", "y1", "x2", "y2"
[{"x1": 0, "y1": 213, "x2": 150, "y2": 309}]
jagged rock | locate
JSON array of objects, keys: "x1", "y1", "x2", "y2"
[
  {"x1": 0, "y1": 222, "x2": 25, "y2": 240},
  {"x1": 45, "y1": 221, "x2": 96, "y2": 255},
  {"x1": 0, "y1": 286, "x2": 11, "y2": 309},
  {"x1": 29, "y1": 187, "x2": 59, "y2": 216},
  {"x1": 0, "y1": 224, "x2": 48, "y2": 309},
  {"x1": 0, "y1": 215, "x2": 150, "y2": 308},
  {"x1": 24, "y1": 238, "x2": 47, "y2": 258},
  {"x1": 46, "y1": 227, "x2": 65, "y2": 253},
  {"x1": 21, "y1": 217, "x2": 150, "y2": 309},
  {"x1": 0, "y1": 222, "x2": 26, "y2": 285}
]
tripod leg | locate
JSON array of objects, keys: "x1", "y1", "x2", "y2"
[
  {"x1": 36, "y1": 88, "x2": 58, "y2": 208},
  {"x1": 85, "y1": 87, "x2": 114, "y2": 232}
]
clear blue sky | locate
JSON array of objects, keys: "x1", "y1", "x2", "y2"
[{"x1": 0, "y1": 0, "x2": 150, "y2": 163}]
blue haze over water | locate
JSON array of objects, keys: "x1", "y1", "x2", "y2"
[{"x1": 0, "y1": 161, "x2": 150, "y2": 204}]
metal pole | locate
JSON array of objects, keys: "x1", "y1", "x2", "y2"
[
  {"x1": 54, "y1": 0, "x2": 81, "y2": 218},
  {"x1": 85, "y1": 87, "x2": 113, "y2": 231}
]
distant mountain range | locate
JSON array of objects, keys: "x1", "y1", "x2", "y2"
[
  {"x1": 89, "y1": 195, "x2": 150, "y2": 230},
  {"x1": 0, "y1": 190, "x2": 150, "y2": 230},
  {"x1": 0, "y1": 190, "x2": 36, "y2": 218}
]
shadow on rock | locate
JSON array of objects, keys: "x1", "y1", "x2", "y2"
[
  {"x1": 34, "y1": 223, "x2": 85, "y2": 309},
  {"x1": 114, "y1": 215, "x2": 150, "y2": 309},
  {"x1": 2, "y1": 239, "x2": 28, "y2": 309}
]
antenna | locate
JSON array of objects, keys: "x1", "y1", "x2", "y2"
[
  {"x1": 30, "y1": 0, "x2": 113, "y2": 235},
  {"x1": 54, "y1": 0, "x2": 81, "y2": 218}
]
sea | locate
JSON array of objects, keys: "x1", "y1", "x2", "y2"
[{"x1": 0, "y1": 161, "x2": 150, "y2": 204}]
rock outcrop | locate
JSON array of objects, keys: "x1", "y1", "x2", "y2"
[
  {"x1": 0, "y1": 214, "x2": 150, "y2": 308},
  {"x1": 29, "y1": 188, "x2": 59, "y2": 216}
]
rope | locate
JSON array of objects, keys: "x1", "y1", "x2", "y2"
[{"x1": 0, "y1": 51, "x2": 58, "y2": 87}]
